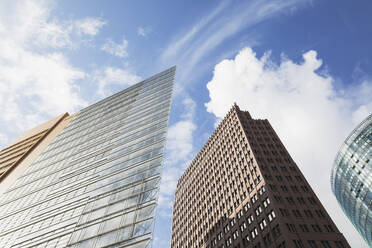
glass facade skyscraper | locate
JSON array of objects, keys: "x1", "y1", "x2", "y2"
[
  {"x1": 0, "y1": 67, "x2": 175, "y2": 248},
  {"x1": 331, "y1": 114, "x2": 372, "y2": 246}
]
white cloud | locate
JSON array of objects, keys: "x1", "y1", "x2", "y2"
[
  {"x1": 0, "y1": 0, "x2": 98, "y2": 143},
  {"x1": 101, "y1": 38, "x2": 129, "y2": 58},
  {"x1": 158, "y1": 97, "x2": 197, "y2": 210},
  {"x1": 205, "y1": 47, "x2": 371, "y2": 247},
  {"x1": 0, "y1": 1, "x2": 106, "y2": 50},
  {"x1": 93, "y1": 67, "x2": 141, "y2": 97},
  {"x1": 137, "y1": 26, "x2": 151, "y2": 37},
  {"x1": 75, "y1": 17, "x2": 106, "y2": 36},
  {"x1": 166, "y1": 97, "x2": 197, "y2": 166}
]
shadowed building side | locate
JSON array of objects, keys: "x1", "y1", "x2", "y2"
[{"x1": 172, "y1": 104, "x2": 350, "y2": 248}]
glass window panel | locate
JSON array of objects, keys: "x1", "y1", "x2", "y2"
[
  {"x1": 102, "y1": 215, "x2": 122, "y2": 233},
  {"x1": 97, "y1": 230, "x2": 117, "y2": 247},
  {"x1": 136, "y1": 205, "x2": 156, "y2": 222},
  {"x1": 122, "y1": 211, "x2": 136, "y2": 226},
  {"x1": 117, "y1": 225, "x2": 133, "y2": 241},
  {"x1": 133, "y1": 219, "x2": 154, "y2": 237},
  {"x1": 81, "y1": 223, "x2": 100, "y2": 240}
]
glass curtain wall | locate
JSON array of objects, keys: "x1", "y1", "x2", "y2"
[
  {"x1": 331, "y1": 114, "x2": 372, "y2": 246},
  {"x1": 0, "y1": 67, "x2": 175, "y2": 248}
]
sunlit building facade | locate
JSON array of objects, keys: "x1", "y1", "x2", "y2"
[
  {"x1": 0, "y1": 67, "x2": 175, "y2": 248},
  {"x1": 331, "y1": 114, "x2": 372, "y2": 247}
]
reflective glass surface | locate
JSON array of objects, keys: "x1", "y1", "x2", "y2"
[
  {"x1": 0, "y1": 67, "x2": 175, "y2": 248},
  {"x1": 331, "y1": 113, "x2": 372, "y2": 246}
]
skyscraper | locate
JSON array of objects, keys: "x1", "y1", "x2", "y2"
[
  {"x1": 171, "y1": 104, "x2": 350, "y2": 248},
  {"x1": 0, "y1": 67, "x2": 175, "y2": 248},
  {"x1": 331, "y1": 114, "x2": 372, "y2": 247}
]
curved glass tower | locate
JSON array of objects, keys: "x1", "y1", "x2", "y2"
[{"x1": 331, "y1": 114, "x2": 372, "y2": 246}]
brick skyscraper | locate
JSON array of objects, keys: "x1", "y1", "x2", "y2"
[{"x1": 171, "y1": 104, "x2": 350, "y2": 248}]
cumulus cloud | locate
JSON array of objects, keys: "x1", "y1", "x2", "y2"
[
  {"x1": 205, "y1": 47, "x2": 371, "y2": 247},
  {"x1": 93, "y1": 67, "x2": 141, "y2": 97},
  {"x1": 101, "y1": 38, "x2": 129, "y2": 58},
  {"x1": 0, "y1": 0, "x2": 104, "y2": 145}
]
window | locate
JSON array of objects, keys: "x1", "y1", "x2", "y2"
[
  {"x1": 226, "y1": 237, "x2": 232, "y2": 247},
  {"x1": 272, "y1": 224, "x2": 281, "y2": 238},
  {"x1": 212, "y1": 238, "x2": 217, "y2": 246},
  {"x1": 274, "y1": 195, "x2": 282, "y2": 203},
  {"x1": 281, "y1": 185, "x2": 288, "y2": 192},
  {"x1": 244, "y1": 202, "x2": 251, "y2": 212},
  {"x1": 308, "y1": 197, "x2": 317, "y2": 205},
  {"x1": 293, "y1": 240, "x2": 304, "y2": 248},
  {"x1": 224, "y1": 224, "x2": 230, "y2": 233},
  {"x1": 240, "y1": 222, "x2": 247, "y2": 232},
  {"x1": 299, "y1": 224, "x2": 309, "y2": 232},
  {"x1": 312, "y1": 224, "x2": 322, "y2": 233},
  {"x1": 292, "y1": 209, "x2": 302, "y2": 218},
  {"x1": 268, "y1": 210, "x2": 276, "y2": 221},
  {"x1": 259, "y1": 219, "x2": 267, "y2": 230},
  {"x1": 285, "y1": 197, "x2": 295, "y2": 204},
  {"x1": 286, "y1": 223, "x2": 296, "y2": 232},
  {"x1": 253, "y1": 242, "x2": 262, "y2": 248},
  {"x1": 263, "y1": 197, "x2": 271, "y2": 208},
  {"x1": 258, "y1": 186, "x2": 266, "y2": 195},
  {"x1": 279, "y1": 208, "x2": 289, "y2": 217},
  {"x1": 304, "y1": 209, "x2": 313, "y2": 218},
  {"x1": 263, "y1": 233, "x2": 272, "y2": 246},
  {"x1": 334, "y1": 241, "x2": 345, "y2": 248},
  {"x1": 251, "y1": 194, "x2": 258, "y2": 204},
  {"x1": 251, "y1": 227, "x2": 258, "y2": 239},
  {"x1": 232, "y1": 230, "x2": 239, "y2": 240},
  {"x1": 269, "y1": 184, "x2": 278, "y2": 191},
  {"x1": 247, "y1": 214, "x2": 254, "y2": 224},
  {"x1": 308, "y1": 240, "x2": 318, "y2": 248},
  {"x1": 277, "y1": 241, "x2": 286, "y2": 248},
  {"x1": 230, "y1": 218, "x2": 236, "y2": 227},
  {"x1": 217, "y1": 232, "x2": 223, "y2": 240},
  {"x1": 324, "y1": 225, "x2": 334, "y2": 232},
  {"x1": 237, "y1": 209, "x2": 244, "y2": 219},
  {"x1": 255, "y1": 206, "x2": 263, "y2": 216},
  {"x1": 244, "y1": 235, "x2": 250, "y2": 245},
  {"x1": 315, "y1": 209, "x2": 325, "y2": 218},
  {"x1": 320, "y1": 241, "x2": 331, "y2": 248},
  {"x1": 297, "y1": 197, "x2": 305, "y2": 204}
]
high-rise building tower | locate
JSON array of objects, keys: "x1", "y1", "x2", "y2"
[
  {"x1": 0, "y1": 67, "x2": 175, "y2": 248},
  {"x1": 331, "y1": 114, "x2": 372, "y2": 247},
  {"x1": 171, "y1": 104, "x2": 350, "y2": 248}
]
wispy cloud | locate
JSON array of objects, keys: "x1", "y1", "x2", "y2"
[
  {"x1": 74, "y1": 17, "x2": 106, "y2": 36},
  {"x1": 159, "y1": 0, "x2": 310, "y2": 83},
  {"x1": 101, "y1": 38, "x2": 129, "y2": 58},
  {"x1": 160, "y1": 1, "x2": 229, "y2": 62},
  {"x1": 137, "y1": 26, "x2": 151, "y2": 37}
]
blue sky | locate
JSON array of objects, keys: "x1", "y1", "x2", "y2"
[{"x1": 0, "y1": 0, "x2": 371, "y2": 247}]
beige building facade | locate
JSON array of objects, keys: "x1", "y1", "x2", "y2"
[{"x1": 0, "y1": 113, "x2": 72, "y2": 195}]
